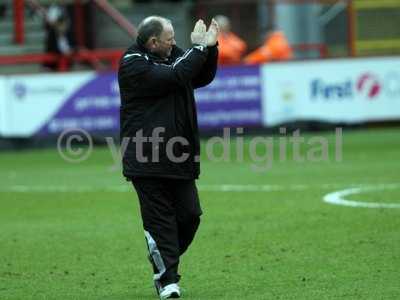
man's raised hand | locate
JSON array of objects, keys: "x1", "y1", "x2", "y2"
[
  {"x1": 206, "y1": 18, "x2": 219, "y2": 47},
  {"x1": 191, "y1": 19, "x2": 208, "y2": 46}
]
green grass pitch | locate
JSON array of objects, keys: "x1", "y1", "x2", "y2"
[{"x1": 0, "y1": 128, "x2": 399, "y2": 299}]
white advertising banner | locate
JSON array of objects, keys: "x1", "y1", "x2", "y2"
[
  {"x1": 261, "y1": 57, "x2": 400, "y2": 126},
  {"x1": 3, "y1": 72, "x2": 95, "y2": 137},
  {"x1": 0, "y1": 76, "x2": 8, "y2": 135}
]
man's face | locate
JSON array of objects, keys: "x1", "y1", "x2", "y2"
[{"x1": 154, "y1": 23, "x2": 176, "y2": 59}]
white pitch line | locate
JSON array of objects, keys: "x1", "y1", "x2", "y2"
[
  {"x1": 323, "y1": 184, "x2": 400, "y2": 209},
  {"x1": 2, "y1": 184, "x2": 289, "y2": 193},
  {"x1": 2, "y1": 185, "x2": 132, "y2": 193},
  {"x1": 198, "y1": 184, "x2": 309, "y2": 192},
  {"x1": 0, "y1": 183, "x2": 344, "y2": 193},
  {"x1": 1, "y1": 183, "x2": 399, "y2": 194}
]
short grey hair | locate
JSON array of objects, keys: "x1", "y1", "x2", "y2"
[{"x1": 137, "y1": 16, "x2": 171, "y2": 44}]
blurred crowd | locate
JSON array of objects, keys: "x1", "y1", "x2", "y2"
[
  {"x1": 1, "y1": 0, "x2": 293, "y2": 70},
  {"x1": 40, "y1": 10, "x2": 293, "y2": 70},
  {"x1": 215, "y1": 15, "x2": 293, "y2": 66}
]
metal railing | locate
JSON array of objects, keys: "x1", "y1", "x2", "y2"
[{"x1": 2, "y1": 0, "x2": 135, "y2": 72}]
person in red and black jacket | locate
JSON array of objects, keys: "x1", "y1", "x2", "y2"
[{"x1": 118, "y1": 16, "x2": 218, "y2": 299}]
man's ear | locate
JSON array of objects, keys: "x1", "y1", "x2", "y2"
[{"x1": 149, "y1": 37, "x2": 158, "y2": 49}]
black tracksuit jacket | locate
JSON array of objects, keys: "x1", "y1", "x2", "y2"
[{"x1": 118, "y1": 40, "x2": 218, "y2": 180}]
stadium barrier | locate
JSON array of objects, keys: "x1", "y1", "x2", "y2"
[{"x1": 0, "y1": 56, "x2": 399, "y2": 138}]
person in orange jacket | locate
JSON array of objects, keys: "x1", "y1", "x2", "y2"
[
  {"x1": 214, "y1": 15, "x2": 247, "y2": 65},
  {"x1": 244, "y1": 30, "x2": 293, "y2": 65}
]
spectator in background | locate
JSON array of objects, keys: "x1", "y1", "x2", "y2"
[
  {"x1": 214, "y1": 15, "x2": 247, "y2": 65},
  {"x1": 0, "y1": 4, "x2": 7, "y2": 19},
  {"x1": 244, "y1": 29, "x2": 293, "y2": 65},
  {"x1": 43, "y1": 3, "x2": 74, "y2": 70}
]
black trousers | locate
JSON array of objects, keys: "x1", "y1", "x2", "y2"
[{"x1": 131, "y1": 177, "x2": 202, "y2": 286}]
